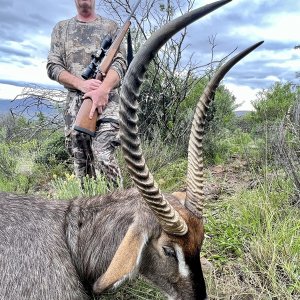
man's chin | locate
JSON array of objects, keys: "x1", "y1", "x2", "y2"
[{"x1": 80, "y1": 4, "x2": 91, "y2": 10}]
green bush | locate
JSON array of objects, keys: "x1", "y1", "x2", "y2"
[
  {"x1": 117, "y1": 132, "x2": 189, "y2": 189},
  {"x1": 250, "y1": 82, "x2": 298, "y2": 127},
  {"x1": 0, "y1": 143, "x2": 17, "y2": 180},
  {"x1": 50, "y1": 173, "x2": 111, "y2": 200},
  {"x1": 35, "y1": 131, "x2": 70, "y2": 167},
  {"x1": 203, "y1": 128, "x2": 259, "y2": 165},
  {"x1": 155, "y1": 158, "x2": 187, "y2": 192},
  {"x1": 0, "y1": 141, "x2": 39, "y2": 193}
]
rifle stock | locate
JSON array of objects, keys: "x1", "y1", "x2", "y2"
[
  {"x1": 74, "y1": 98, "x2": 97, "y2": 136},
  {"x1": 74, "y1": 12, "x2": 136, "y2": 136}
]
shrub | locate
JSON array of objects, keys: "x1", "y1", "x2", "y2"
[
  {"x1": 50, "y1": 173, "x2": 111, "y2": 200},
  {"x1": 250, "y1": 82, "x2": 297, "y2": 127},
  {"x1": 35, "y1": 131, "x2": 70, "y2": 167}
]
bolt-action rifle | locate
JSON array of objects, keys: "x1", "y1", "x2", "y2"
[{"x1": 74, "y1": 0, "x2": 140, "y2": 136}]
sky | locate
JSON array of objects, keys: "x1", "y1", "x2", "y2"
[{"x1": 0, "y1": 0, "x2": 299, "y2": 111}]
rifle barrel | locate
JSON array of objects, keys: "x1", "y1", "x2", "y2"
[{"x1": 126, "y1": 0, "x2": 142, "y2": 21}]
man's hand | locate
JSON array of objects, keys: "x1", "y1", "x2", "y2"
[
  {"x1": 78, "y1": 79, "x2": 102, "y2": 93},
  {"x1": 82, "y1": 68, "x2": 121, "y2": 120},
  {"x1": 83, "y1": 84, "x2": 110, "y2": 119},
  {"x1": 58, "y1": 70, "x2": 102, "y2": 93}
]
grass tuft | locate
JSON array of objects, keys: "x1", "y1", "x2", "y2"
[{"x1": 204, "y1": 175, "x2": 300, "y2": 299}]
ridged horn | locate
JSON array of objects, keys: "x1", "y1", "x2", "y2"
[
  {"x1": 119, "y1": 0, "x2": 232, "y2": 236},
  {"x1": 185, "y1": 41, "x2": 264, "y2": 218}
]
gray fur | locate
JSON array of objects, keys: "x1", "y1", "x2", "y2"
[{"x1": 0, "y1": 189, "x2": 162, "y2": 300}]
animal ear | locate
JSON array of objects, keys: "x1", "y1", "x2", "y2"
[
  {"x1": 93, "y1": 223, "x2": 147, "y2": 294},
  {"x1": 172, "y1": 191, "x2": 186, "y2": 205}
]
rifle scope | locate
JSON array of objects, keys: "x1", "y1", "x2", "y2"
[{"x1": 81, "y1": 35, "x2": 112, "y2": 80}]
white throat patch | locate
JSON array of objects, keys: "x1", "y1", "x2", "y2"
[{"x1": 175, "y1": 244, "x2": 190, "y2": 277}]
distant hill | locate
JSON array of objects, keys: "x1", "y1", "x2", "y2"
[
  {"x1": 0, "y1": 98, "x2": 61, "y2": 117},
  {"x1": 235, "y1": 110, "x2": 251, "y2": 117},
  {"x1": 0, "y1": 99, "x2": 17, "y2": 114},
  {"x1": 0, "y1": 99, "x2": 252, "y2": 119}
]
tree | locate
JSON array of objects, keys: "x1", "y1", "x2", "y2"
[
  {"x1": 272, "y1": 87, "x2": 300, "y2": 203},
  {"x1": 250, "y1": 82, "x2": 297, "y2": 125},
  {"x1": 11, "y1": 85, "x2": 66, "y2": 140},
  {"x1": 98, "y1": 0, "x2": 233, "y2": 145}
]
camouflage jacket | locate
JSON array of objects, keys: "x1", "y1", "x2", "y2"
[{"x1": 46, "y1": 15, "x2": 127, "y2": 91}]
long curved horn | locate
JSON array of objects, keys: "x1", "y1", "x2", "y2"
[
  {"x1": 119, "y1": 0, "x2": 232, "y2": 236},
  {"x1": 185, "y1": 41, "x2": 264, "y2": 218}
]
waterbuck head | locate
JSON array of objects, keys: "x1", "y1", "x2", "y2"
[{"x1": 93, "y1": 0, "x2": 263, "y2": 299}]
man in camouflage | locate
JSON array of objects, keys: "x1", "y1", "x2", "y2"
[{"x1": 47, "y1": 0, "x2": 127, "y2": 187}]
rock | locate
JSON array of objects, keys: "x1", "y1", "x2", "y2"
[{"x1": 200, "y1": 257, "x2": 214, "y2": 273}]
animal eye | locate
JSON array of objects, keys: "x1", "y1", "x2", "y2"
[{"x1": 163, "y1": 246, "x2": 177, "y2": 258}]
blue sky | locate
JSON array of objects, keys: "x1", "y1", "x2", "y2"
[{"x1": 0, "y1": 0, "x2": 299, "y2": 110}]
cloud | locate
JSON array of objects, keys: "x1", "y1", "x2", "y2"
[
  {"x1": 0, "y1": 0, "x2": 299, "y2": 105},
  {"x1": 184, "y1": 0, "x2": 300, "y2": 95},
  {"x1": 0, "y1": 83, "x2": 25, "y2": 100},
  {"x1": 225, "y1": 82, "x2": 260, "y2": 111}
]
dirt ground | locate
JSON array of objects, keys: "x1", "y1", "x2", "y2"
[{"x1": 203, "y1": 156, "x2": 255, "y2": 202}]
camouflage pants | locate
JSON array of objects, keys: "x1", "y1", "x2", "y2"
[{"x1": 64, "y1": 91, "x2": 123, "y2": 188}]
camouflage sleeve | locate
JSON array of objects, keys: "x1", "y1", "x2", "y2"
[
  {"x1": 110, "y1": 30, "x2": 128, "y2": 83},
  {"x1": 46, "y1": 21, "x2": 67, "y2": 82}
]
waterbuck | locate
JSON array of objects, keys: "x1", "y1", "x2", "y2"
[{"x1": 0, "y1": 0, "x2": 263, "y2": 299}]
